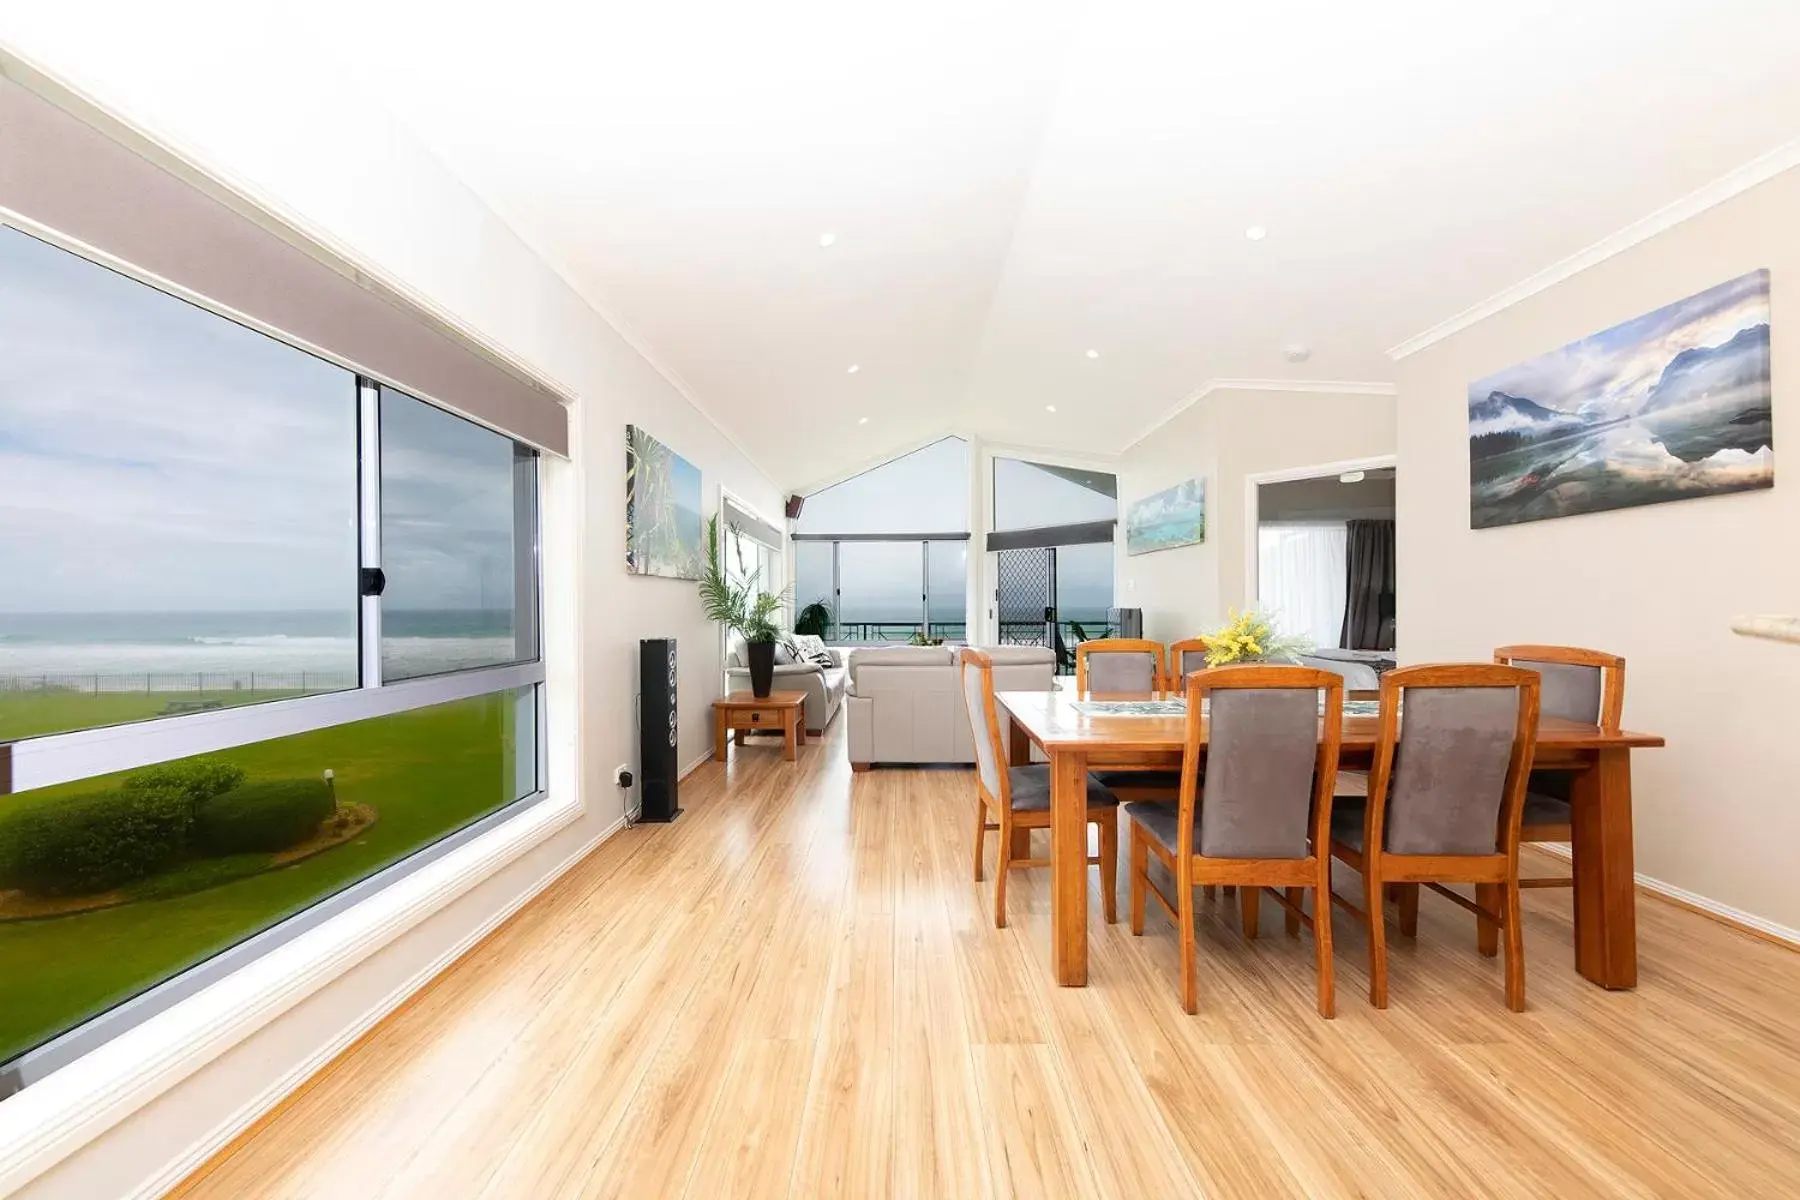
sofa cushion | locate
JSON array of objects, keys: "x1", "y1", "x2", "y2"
[
  {"x1": 979, "y1": 645, "x2": 1056, "y2": 666},
  {"x1": 849, "y1": 645, "x2": 953, "y2": 688},
  {"x1": 788, "y1": 633, "x2": 835, "y2": 667},
  {"x1": 852, "y1": 645, "x2": 954, "y2": 667}
]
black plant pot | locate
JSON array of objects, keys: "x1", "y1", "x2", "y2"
[{"x1": 746, "y1": 639, "x2": 777, "y2": 698}]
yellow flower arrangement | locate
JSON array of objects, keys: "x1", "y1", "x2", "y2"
[{"x1": 1202, "y1": 608, "x2": 1312, "y2": 668}]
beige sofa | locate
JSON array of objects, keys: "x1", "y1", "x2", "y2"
[
  {"x1": 846, "y1": 645, "x2": 1055, "y2": 770},
  {"x1": 725, "y1": 638, "x2": 848, "y2": 733}
]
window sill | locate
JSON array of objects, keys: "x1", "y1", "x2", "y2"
[{"x1": 0, "y1": 787, "x2": 594, "y2": 1196}]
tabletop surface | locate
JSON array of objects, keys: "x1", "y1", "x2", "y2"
[
  {"x1": 715, "y1": 690, "x2": 807, "y2": 709},
  {"x1": 996, "y1": 689, "x2": 1666, "y2": 751}
]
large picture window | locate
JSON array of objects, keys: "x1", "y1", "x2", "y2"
[
  {"x1": 0, "y1": 225, "x2": 359, "y2": 742},
  {"x1": 0, "y1": 224, "x2": 547, "y2": 1092},
  {"x1": 792, "y1": 438, "x2": 969, "y2": 643}
]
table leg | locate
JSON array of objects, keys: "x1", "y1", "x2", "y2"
[
  {"x1": 783, "y1": 709, "x2": 797, "y2": 762},
  {"x1": 714, "y1": 712, "x2": 728, "y2": 762},
  {"x1": 1008, "y1": 713, "x2": 1033, "y2": 859},
  {"x1": 796, "y1": 713, "x2": 807, "y2": 747},
  {"x1": 1050, "y1": 748, "x2": 1090, "y2": 987},
  {"x1": 1571, "y1": 747, "x2": 1637, "y2": 988}
]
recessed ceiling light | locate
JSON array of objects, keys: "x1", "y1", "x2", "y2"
[
  {"x1": 818, "y1": 232, "x2": 837, "y2": 248},
  {"x1": 1085, "y1": 349, "x2": 1100, "y2": 359},
  {"x1": 858, "y1": 416, "x2": 869, "y2": 425},
  {"x1": 1045, "y1": 405, "x2": 1058, "y2": 413},
  {"x1": 847, "y1": 364, "x2": 860, "y2": 374},
  {"x1": 1283, "y1": 343, "x2": 1312, "y2": 363},
  {"x1": 1245, "y1": 224, "x2": 1268, "y2": 241},
  {"x1": 1339, "y1": 470, "x2": 1366, "y2": 484}
]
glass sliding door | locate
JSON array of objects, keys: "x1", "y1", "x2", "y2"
[
  {"x1": 988, "y1": 454, "x2": 1119, "y2": 672},
  {"x1": 835, "y1": 541, "x2": 925, "y2": 643},
  {"x1": 925, "y1": 540, "x2": 968, "y2": 642}
]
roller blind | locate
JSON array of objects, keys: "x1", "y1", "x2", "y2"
[
  {"x1": 985, "y1": 519, "x2": 1116, "y2": 552},
  {"x1": 0, "y1": 63, "x2": 569, "y2": 456},
  {"x1": 722, "y1": 495, "x2": 782, "y2": 550}
]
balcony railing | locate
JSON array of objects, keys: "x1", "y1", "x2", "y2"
[{"x1": 824, "y1": 620, "x2": 1117, "y2": 673}]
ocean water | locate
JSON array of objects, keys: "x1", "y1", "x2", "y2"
[{"x1": 0, "y1": 611, "x2": 516, "y2": 691}]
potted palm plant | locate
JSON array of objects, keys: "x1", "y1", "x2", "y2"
[{"x1": 699, "y1": 516, "x2": 788, "y2": 698}]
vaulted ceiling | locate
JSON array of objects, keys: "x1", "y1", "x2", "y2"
[{"x1": 15, "y1": 2, "x2": 1800, "y2": 490}]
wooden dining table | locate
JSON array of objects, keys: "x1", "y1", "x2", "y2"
[{"x1": 995, "y1": 689, "x2": 1666, "y2": 990}]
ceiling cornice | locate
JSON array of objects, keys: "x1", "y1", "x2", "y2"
[
  {"x1": 1387, "y1": 136, "x2": 1800, "y2": 362},
  {"x1": 1119, "y1": 377, "x2": 1398, "y2": 453}
]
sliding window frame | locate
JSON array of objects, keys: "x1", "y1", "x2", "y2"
[{"x1": 0, "y1": 255, "x2": 551, "y2": 1099}]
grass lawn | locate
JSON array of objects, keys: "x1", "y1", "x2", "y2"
[
  {"x1": 0, "y1": 690, "x2": 525, "y2": 1066},
  {"x1": 0, "y1": 686, "x2": 335, "y2": 744}
]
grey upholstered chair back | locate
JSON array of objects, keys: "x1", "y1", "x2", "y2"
[
  {"x1": 1383, "y1": 686, "x2": 1522, "y2": 855},
  {"x1": 1086, "y1": 651, "x2": 1158, "y2": 693},
  {"x1": 1173, "y1": 648, "x2": 1208, "y2": 680},
  {"x1": 960, "y1": 658, "x2": 1004, "y2": 798},
  {"x1": 1518, "y1": 659, "x2": 1602, "y2": 725},
  {"x1": 1200, "y1": 687, "x2": 1322, "y2": 858}
]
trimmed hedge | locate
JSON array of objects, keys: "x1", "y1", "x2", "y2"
[
  {"x1": 125, "y1": 758, "x2": 245, "y2": 804},
  {"x1": 0, "y1": 785, "x2": 194, "y2": 897},
  {"x1": 194, "y1": 779, "x2": 334, "y2": 856}
]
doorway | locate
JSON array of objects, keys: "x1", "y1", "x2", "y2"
[{"x1": 1246, "y1": 456, "x2": 1396, "y2": 689}]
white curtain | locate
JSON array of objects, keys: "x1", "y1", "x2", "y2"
[{"x1": 1258, "y1": 522, "x2": 1348, "y2": 649}]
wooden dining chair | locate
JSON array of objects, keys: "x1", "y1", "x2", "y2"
[
  {"x1": 960, "y1": 648, "x2": 1120, "y2": 929},
  {"x1": 1126, "y1": 664, "x2": 1345, "y2": 1017},
  {"x1": 1329, "y1": 664, "x2": 1540, "y2": 1011},
  {"x1": 1163, "y1": 637, "x2": 1211, "y2": 691},
  {"x1": 1074, "y1": 638, "x2": 1165, "y2": 695},
  {"x1": 1493, "y1": 645, "x2": 1624, "y2": 893},
  {"x1": 1083, "y1": 638, "x2": 1183, "y2": 803}
]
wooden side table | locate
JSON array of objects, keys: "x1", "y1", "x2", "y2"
[{"x1": 713, "y1": 691, "x2": 808, "y2": 762}]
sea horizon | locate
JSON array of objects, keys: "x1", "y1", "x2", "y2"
[{"x1": 0, "y1": 609, "x2": 521, "y2": 688}]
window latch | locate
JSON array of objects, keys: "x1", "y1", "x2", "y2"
[{"x1": 359, "y1": 567, "x2": 387, "y2": 597}]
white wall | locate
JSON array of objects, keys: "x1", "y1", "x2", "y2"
[
  {"x1": 2, "y1": 25, "x2": 781, "y2": 1199},
  {"x1": 1116, "y1": 388, "x2": 1397, "y2": 643},
  {"x1": 1396, "y1": 165, "x2": 1800, "y2": 934}
]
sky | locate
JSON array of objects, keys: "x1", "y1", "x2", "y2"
[
  {"x1": 795, "y1": 438, "x2": 1116, "y2": 621},
  {"x1": 1471, "y1": 268, "x2": 1770, "y2": 421},
  {"x1": 0, "y1": 225, "x2": 519, "y2": 618}
]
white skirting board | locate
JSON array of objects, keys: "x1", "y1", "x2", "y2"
[
  {"x1": 126, "y1": 810, "x2": 625, "y2": 1200},
  {"x1": 1533, "y1": 843, "x2": 1800, "y2": 949}
]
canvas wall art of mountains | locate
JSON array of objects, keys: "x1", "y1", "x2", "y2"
[{"x1": 1468, "y1": 269, "x2": 1773, "y2": 529}]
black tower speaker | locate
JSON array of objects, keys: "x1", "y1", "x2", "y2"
[{"x1": 638, "y1": 638, "x2": 682, "y2": 822}]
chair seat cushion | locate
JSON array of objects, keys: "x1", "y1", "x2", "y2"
[
  {"x1": 1123, "y1": 800, "x2": 1194, "y2": 852},
  {"x1": 1090, "y1": 769, "x2": 1183, "y2": 793},
  {"x1": 1521, "y1": 791, "x2": 1572, "y2": 832},
  {"x1": 1007, "y1": 764, "x2": 1119, "y2": 812}
]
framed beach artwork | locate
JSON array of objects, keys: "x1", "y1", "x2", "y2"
[
  {"x1": 625, "y1": 424, "x2": 706, "y2": 579},
  {"x1": 1126, "y1": 478, "x2": 1205, "y2": 555},
  {"x1": 1469, "y1": 269, "x2": 1773, "y2": 529}
]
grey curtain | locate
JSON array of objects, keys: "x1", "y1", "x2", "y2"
[{"x1": 1339, "y1": 519, "x2": 1396, "y2": 650}]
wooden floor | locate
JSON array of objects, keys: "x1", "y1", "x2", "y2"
[{"x1": 181, "y1": 721, "x2": 1800, "y2": 1199}]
